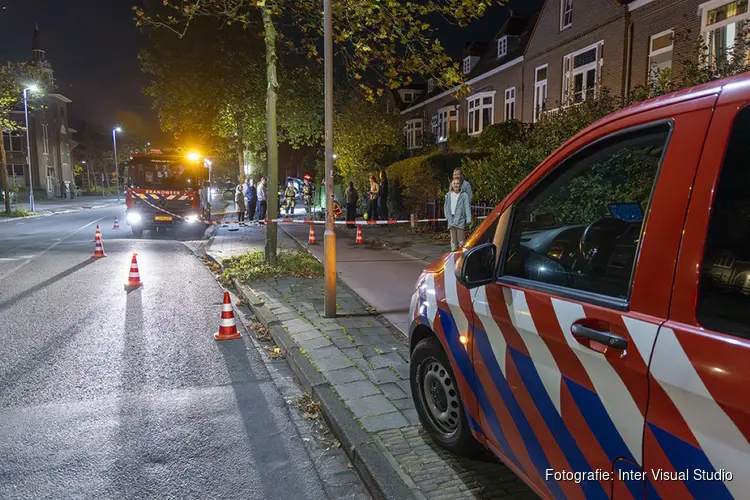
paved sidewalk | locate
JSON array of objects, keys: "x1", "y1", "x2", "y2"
[{"x1": 205, "y1": 223, "x2": 535, "y2": 500}]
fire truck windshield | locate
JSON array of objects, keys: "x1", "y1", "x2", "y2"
[{"x1": 127, "y1": 157, "x2": 202, "y2": 189}]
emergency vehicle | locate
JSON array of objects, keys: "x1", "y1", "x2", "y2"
[
  {"x1": 124, "y1": 152, "x2": 210, "y2": 237},
  {"x1": 409, "y1": 73, "x2": 750, "y2": 498}
]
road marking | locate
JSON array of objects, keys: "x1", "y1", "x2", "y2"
[{"x1": 0, "y1": 216, "x2": 107, "y2": 282}]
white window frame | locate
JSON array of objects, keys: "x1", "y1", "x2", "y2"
[
  {"x1": 467, "y1": 91, "x2": 495, "y2": 136},
  {"x1": 534, "y1": 64, "x2": 549, "y2": 123},
  {"x1": 497, "y1": 36, "x2": 508, "y2": 58},
  {"x1": 504, "y1": 87, "x2": 516, "y2": 121},
  {"x1": 699, "y1": 0, "x2": 750, "y2": 63},
  {"x1": 41, "y1": 123, "x2": 50, "y2": 155},
  {"x1": 436, "y1": 106, "x2": 458, "y2": 143},
  {"x1": 463, "y1": 56, "x2": 472, "y2": 75},
  {"x1": 431, "y1": 115, "x2": 439, "y2": 139},
  {"x1": 3, "y1": 131, "x2": 23, "y2": 152},
  {"x1": 405, "y1": 118, "x2": 423, "y2": 150},
  {"x1": 561, "y1": 0, "x2": 573, "y2": 30},
  {"x1": 562, "y1": 41, "x2": 604, "y2": 106},
  {"x1": 428, "y1": 78, "x2": 435, "y2": 93},
  {"x1": 649, "y1": 29, "x2": 674, "y2": 77}
]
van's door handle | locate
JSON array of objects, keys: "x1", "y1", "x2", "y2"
[{"x1": 571, "y1": 323, "x2": 628, "y2": 350}]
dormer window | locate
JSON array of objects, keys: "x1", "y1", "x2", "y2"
[
  {"x1": 497, "y1": 36, "x2": 508, "y2": 58},
  {"x1": 403, "y1": 93, "x2": 413, "y2": 102},
  {"x1": 561, "y1": 0, "x2": 573, "y2": 30},
  {"x1": 428, "y1": 78, "x2": 435, "y2": 93},
  {"x1": 463, "y1": 56, "x2": 472, "y2": 75}
]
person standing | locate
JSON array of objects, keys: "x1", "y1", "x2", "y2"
[
  {"x1": 452, "y1": 168, "x2": 473, "y2": 205},
  {"x1": 235, "y1": 183, "x2": 246, "y2": 223},
  {"x1": 367, "y1": 175, "x2": 379, "y2": 221},
  {"x1": 378, "y1": 170, "x2": 389, "y2": 221},
  {"x1": 245, "y1": 178, "x2": 257, "y2": 221},
  {"x1": 302, "y1": 177, "x2": 314, "y2": 217},
  {"x1": 345, "y1": 181, "x2": 358, "y2": 223},
  {"x1": 284, "y1": 181, "x2": 297, "y2": 217},
  {"x1": 444, "y1": 178, "x2": 472, "y2": 252},
  {"x1": 257, "y1": 177, "x2": 267, "y2": 224}
]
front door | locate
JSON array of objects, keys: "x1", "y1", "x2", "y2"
[
  {"x1": 470, "y1": 101, "x2": 715, "y2": 498},
  {"x1": 643, "y1": 102, "x2": 750, "y2": 499}
]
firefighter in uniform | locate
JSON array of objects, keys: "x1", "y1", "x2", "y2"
[
  {"x1": 284, "y1": 181, "x2": 297, "y2": 217},
  {"x1": 302, "y1": 176, "x2": 314, "y2": 217}
]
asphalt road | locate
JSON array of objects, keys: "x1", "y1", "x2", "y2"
[{"x1": 0, "y1": 206, "x2": 336, "y2": 499}]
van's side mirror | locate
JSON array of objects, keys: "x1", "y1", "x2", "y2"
[{"x1": 455, "y1": 243, "x2": 497, "y2": 289}]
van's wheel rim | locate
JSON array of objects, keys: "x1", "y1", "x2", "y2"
[{"x1": 422, "y1": 357, "x2": 460, "y2": 436}]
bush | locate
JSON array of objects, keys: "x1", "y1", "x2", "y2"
[
  {"x1": 222, "y1": 250, "x2": 323, "y2": 282},
  {"x1": 386, "y1": 152, "x2": 484, "y2": 218},
  {"x1": 0, "y1": 209, "x2": 35, "y2": 218}
]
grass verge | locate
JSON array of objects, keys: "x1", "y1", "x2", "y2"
[
  {"x1": 222, "y1": 250, "x2": 323, "y2": 283},
  {"x1": 0, "y1": 209, "x2": 36, "y2": 218}
]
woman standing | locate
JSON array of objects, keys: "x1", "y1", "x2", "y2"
[
  {"x1": 368, "y1": 175, "x2": 379, "y2": 221},
  {"x1": 235, "y1": 183, "x2": 247, "y2": 223},
  {"x1": 444, "y1": 178, "x2": 472, "y2": 252},
  {"x1": 378, "y1": 170, "x2": 389, "y2": 220}
]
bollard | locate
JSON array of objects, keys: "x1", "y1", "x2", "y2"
[{"x1": 410, "y1": 213, "x2": 417, "y2": 230}]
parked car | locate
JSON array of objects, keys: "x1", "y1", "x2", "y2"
[{"x1": 408, "y1": 73, "x2": 750, "y2": 499}]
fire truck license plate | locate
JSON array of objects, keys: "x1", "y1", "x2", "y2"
[{"x1": 155, "y1": 216, "x2": 172, "y2": 221}]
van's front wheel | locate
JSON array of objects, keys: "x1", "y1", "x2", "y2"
[{"x1": 410, "y1": 336, "x2": 482, "y2": 457}]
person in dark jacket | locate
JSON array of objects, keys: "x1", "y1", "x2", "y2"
[
  {"x1": 245, "y1": 179, "x2": 257, "y2": 221},
  {"x1": 378, "y1": 170, "x2": 389, "y2": 220},
  {"x1": 345, "y1": 181, "x2": 358, "y2": 222}
]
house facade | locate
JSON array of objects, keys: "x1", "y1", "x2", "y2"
[
  {"x1": 3, "y1": 25, "x2": 75, "y2": 199},
  {"x1": 400, "y1": 0, "x2": 750, "y2": 149}
]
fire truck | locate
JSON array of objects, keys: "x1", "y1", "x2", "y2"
[{"x1": 124, "y1": 152, "x2": 211, "y2": 237}]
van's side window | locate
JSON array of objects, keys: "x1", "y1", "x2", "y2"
[
  {"x1": 501, "y1": 124, "x2": 670, "y2": 300},
  {"x1": 697, "y1": 106, "x2": 750, "y2": 339}
]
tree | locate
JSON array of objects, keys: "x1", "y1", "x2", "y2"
[
  {"x1": 135, "y1": 0, "x2": 500, "y2": 263},
  {"x1": 0, "y1": 63, "x2": 42, "y2": 214}
]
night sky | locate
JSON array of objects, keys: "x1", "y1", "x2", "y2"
[{"x1": 0, "y1": 0, "x2": 530, "y2": 147}]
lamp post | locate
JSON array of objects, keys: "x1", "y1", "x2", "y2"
[
  {"x1": 323, "y1": 0, "x2": 336, "y2": 318},
  {"x1": 23, "y1": 85, "x2": 39, "y2": 212},
  {"x1": 112, "y1": 127, "x2": 122, "y2": 202}
]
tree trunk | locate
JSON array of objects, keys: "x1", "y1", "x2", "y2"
[
  {"x1": 236, "y1": 127, "x2": 244, "y2": 182},
  {"x1": 262, "y1": 6, "x2": 279, "y2": 265},
  {"x1": 0, "y1": 131, "x2": 11, "y2": 214}
]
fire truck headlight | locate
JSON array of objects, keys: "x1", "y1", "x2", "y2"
[
  {"x1": 185, "y1": 215, "x2": 199, "y2": 224},
  {"x1": 126, "y1": 212, "x2": 142, "y2": 224}
]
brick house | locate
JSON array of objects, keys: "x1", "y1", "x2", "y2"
[
  {"x1": 3, "y1": 25, "x2": 76, "y2": 199},
  {"x1": 399, "y1": 0, "x2": 750, "y2": 148}
]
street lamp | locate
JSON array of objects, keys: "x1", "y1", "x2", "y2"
[
  {"x1": 23, "y1": 84, "x2": 40, "y2": 211},
  {"x1": 112, "y1": 127, "x2": 122, "y2": 202}
]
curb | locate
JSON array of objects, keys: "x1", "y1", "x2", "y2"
[{"x1": 231, "y1": 278, "x2": 416, "y2": 500}]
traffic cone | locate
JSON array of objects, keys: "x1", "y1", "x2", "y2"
[
  {"x1": 355, "y1": 225, "x2": 364, "y2": 244},
  {"x1": 113, "y1": 217, "x2": 120, "y2": 230},
  {"x1": 124, "y1": 253, "x2": 142, "y2": 289},
  {"x1": 92, "y1": 233, "x2": 106, "y2": 258},
  {"x1": 215, "y1": 291, "x2": 241, "y2": 341},
  {"x1": 308, "y1": 225, "x2": 317, "y2": 245},
  {"x1": 93, "y1": 224, "x2": 102, "y2": 242}
]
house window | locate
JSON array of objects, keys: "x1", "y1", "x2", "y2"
[
  {"x1": 463, "y1": 56, "x2": 472, "y2": 75},
  {"x1": 561, "y1": 0, "x2": 573, "y2": 30},
  {"x1": 701, "y1": 0, "x2": 750, "y2": 65},
  {"x1": 649, "y1": 29, "x2": 674, "y2": 79},
  {"x1": 562, "y1": 42, "x2": 604, "y2": 105},
  {"x1": 431, "y1": 115, "x2": 439, "y2": 140},
  {"x1": 504, "y1": 87, "x2": 516, "y2": 121},
  {"x1": 403, "y1": 92, "x2": 414, "y2": 103},
  {"x1": 534, "y1": 65, "x2": 549, "y2": 122},
  {"x1": 405, "y1": 119, "x2": 423, "y2": 150},
  {"x1": 467, "y1": 92, "x2": 495, "y2": 135},
  {"x1": 42, "y1": 124, "x2": 50, "y2": 155},
  {"x1": 428, "y1": 79, "x2": 435, "y2": 93},
  {"x1": 6, "y1": 164, "x2": 23, "y2": 178},
  {"x1": 2, "y1": 131, "x2": 23, "y2": 152},
  {"x1": 497, "y1": 36, "x2": 508, "y2": 58},
  {"x1": 437, "y1": 106, "x2": 458, "y2": 143}
]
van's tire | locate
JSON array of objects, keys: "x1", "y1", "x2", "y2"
[{"x1": 410, "y1": 336, "x2": 483, "y2": 457}]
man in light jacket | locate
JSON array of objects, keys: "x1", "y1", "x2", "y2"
[
  {"x1": 257, "y1": 177, "x2": 267, "y2": 224},
  {"x1": 452, "y1": 168, "x2": 473, "y2": 205},
  {"x1": 444, "y1": 178, "x2": 472, "y2": 252}
]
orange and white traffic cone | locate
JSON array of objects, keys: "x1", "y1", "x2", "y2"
[
  {"x1": 124, "y1": 253, "x2": 142, "y2": 289},
  {"x1": 308, "y1": 225, "x2": 317, "y2": 245},
  {"x1": 215, "y1": 291, "x2": 241, "y2": 341},
  {"x1": 92, "y1": 233, "x2": 106, "y2": 258},
  {"x1": 355, "y1": 225, "x2": 364, "y2": 244},
  {"x1": 113, "y1": 217, "x2": 120, "y2": 230},
  {"x1": 93, "y1": 224, "x2": 102, "y2": 242}
]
